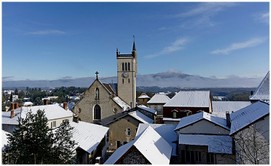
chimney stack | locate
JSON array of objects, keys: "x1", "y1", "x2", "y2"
[
  {"x1": 63, "y1": 102, "x2": 68, "y2": 110},
  {"x1": 14, "y1": 102, "x2": 19, "y2": 109},
  {"x1": 226, "y1": 111, "x2": 231, "y2": 127},
  {"x1": 43, "y1": 99, "x2": 49, "y2": 105},
  {"x1": 10, "y1": 103, "x2": 15, "y2": 118}
]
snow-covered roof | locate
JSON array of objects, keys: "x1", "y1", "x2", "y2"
[
  {"x1": 23, "y1": 101, "x2": 33, "y2": 106},
  {"x1": 20, "y1": 104, "x2": 73, "y2": 120},
  {"x1": 104, "y1": 141, "x2": 134, "y2": 164},
  {"x1": 2, "y1": 109, "x2": 22, "y2": 125},
  {"x1": 128, "y1": 111, "x2": 153, "y2": 124},
  {"x1": 212, "y1": 101, "x2": 251, "y2": 118},
  {"x1": 230, "y1": 101, "x2": 269, "y2": 135},
  {"x1": 147, "y1": 93, "x2": 170, "y2": 104},
  {"x1": 136, "y1": 124, "x2": 178, "y2": 156},
  {"x1": 163, "y1": 117, "x2": 181, "y2": 122},
  {"x1": 113, "y1": 96, "x2": 130, "y2": 111},
  {"x1": 164, "y1": 91, "x2": 210, "y2": 108},
  {"x1": 2, "y1": 104, "x2": 73, "y2": 125},
  {"x1": 175, "y1": 111, "x2": 229, "y2": 131},
  {"x1": 2, "y1": 130, "x2": 9, "y2": 149},
  {"x1": 179, "y1": 134, "x2": 233, "y2": 154},
  {"x1": 138, "y1": 105, "x2": 157, "y2": 114},
  {"x1": 250, "y1": 71, "x2": 269, "y2": 102},
  {"x1": 105, "y1": 126, "x2": 172, "y2": 164},
  {"x1": 70, "y1": 121, "x2": 109, "y2": 154},
  {"x1": 138, "y1": 93, "x2": 150, "y2": 99}
]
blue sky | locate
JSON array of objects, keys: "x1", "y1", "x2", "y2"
[{"x1": 3, "y1": 2, "x2": 269, "y2": 80}]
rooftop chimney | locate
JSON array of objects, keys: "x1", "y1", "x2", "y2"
[
  {"x1": 226, "y1": 111, "x2": 231, "y2": 128},
  {"x1": 10, "y1": 103, "x2": 15, "y2": 118},
  {"x1": 63, "y1": 102, "x2": 68, "y2": 110},
  {"x1": 43, "y1": 99, "x2": 49, "y2": 105}
]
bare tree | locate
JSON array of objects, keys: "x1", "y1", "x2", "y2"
[{"x1": 233, "y1": 124, "x2": 269, "y2": 164}]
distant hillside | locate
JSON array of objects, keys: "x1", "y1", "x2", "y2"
[{"x1": 3, "y1": 71, "x2": 262, "y2": 88}]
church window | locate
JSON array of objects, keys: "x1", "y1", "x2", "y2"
[
  {"x1": 122, "y1": 63, "x2": 124, "y2": 71},
  {"x1": 128, "y1": 78, "x2": 130, "y2": 83},
  {"x1": 122, "y1": 79, "x2": 124, "y2": 84},
  {"x1": 125, "y1": 63, "x2": 128, "y2": 71},
  {"x1": 94, "y1": 105, "x2": 101, "y2": 120},
  {"x1": 126, "y1": 128, "x2": 131, "y2": 136},
  {"x1": 128, "y1": 63, "x2": 130, "y2": 71},
  {"x1": 95, "y1": 88, "x2": 99, "y2": 100}
]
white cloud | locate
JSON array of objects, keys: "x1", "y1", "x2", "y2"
[
  {"x1": 176, "y1": 2, "x2": 236, "y2": 28},
  {"x1": 177, "y1": 2, "x2": 236, "y2": 18},
  {"x1": 211, "y1": 37, "x2": 266, "y2": 55},
  {"x1": 145, "y1": 37, "x2": 188, "y2": 59},
  {"x1": 161, "y1": 38, "x2": 188, "y2": 54},
  {"x1": 255, "y1": 12, "x2": 269, "y2": 24},
  {"x1": 26, "y1": 30, "x2": 66, "y2": 35}
]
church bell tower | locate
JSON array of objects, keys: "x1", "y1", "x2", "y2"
[{"x1": 116, "y1": 38, "x2": 137, "y2": 107}]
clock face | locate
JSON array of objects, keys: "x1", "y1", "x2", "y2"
[{"x1": 122, "y1": 72, "x2": 129, "y2": 78}]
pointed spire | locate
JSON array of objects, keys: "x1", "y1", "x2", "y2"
[{"x1": 132, "y1": 35, "x2": 136, "y2": 51}]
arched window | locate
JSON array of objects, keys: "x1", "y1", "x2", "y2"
[
  {"x1": 172, "y1": 110, "x2": 178, "y2": 118},
  {"x1": 125, "y1": 63, "x2": 127, "y2": 71},
  {"x1": 128, "y1": 63, "x2": 130, "y2": 71},
  {"x1": 126, "y1": 128, "x2": 131, "y2": 136},
  {"x1": 95, "y1": 88, "x2": 99, "y2": 100},
  {"x1": 122, "y1": 63, "x2": 124, "y2": 71},
  {"x1": 94, "y1": 105, "x2": 101, "y2": 119}
]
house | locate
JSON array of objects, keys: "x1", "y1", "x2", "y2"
[
  {"x1": 212, "y1": 101, "x2": 251, "y2": 118},
  {"x1": 175, "y1": 111, "x2": 235, "y2": 164},
  {"x1": 147, "y1": 92, "x2": 170, "y2": 116},
  {"x1": 73, "y1": 73, "x2": 130, "y2": 124},
  {"x1": 71, "y1": 121, "x2": 109, "y2": 164},
  {"x1": 137, "y1": 93, "x2": 150, "y2": 106},
  {"x1": 136, "y1": 123, "x2": 178, "y2": 163},
  {"x1": 104, "y1": 126, "x2": 172, "y2": 164},
  {"x1": 2, "y1": 103, "x2": 110, "y2": 164},
  {"x1": 2, "y1": 104, "x2": 73, "y2": 133},
  {"x1": 99, "y1": 107, "x2": 154, "y2": 151},
  {"x1": 230, "y1": 101, "x2": 269, "y2": 164},
  {"x1": 250, "y1": 71, "x2": 269, "y2": 103},
  {"x1": 163, "y1": 91, "x2": 212, "y2": 123}
]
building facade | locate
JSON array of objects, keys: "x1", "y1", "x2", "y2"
[{"x1": 73, "y1": 74, "x2": 130, "y2": 123}]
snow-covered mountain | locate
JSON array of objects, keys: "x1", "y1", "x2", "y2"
[{"x1": 3, "y1": 71, "x2": 262, "y2": 88}]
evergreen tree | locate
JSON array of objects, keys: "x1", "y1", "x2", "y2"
[
  {"x1": 51, "y1": 120, "x2": 76, "y2": 164},
  {"x1": 2, "y1": 110, "x2": 76, "y2": 164}
]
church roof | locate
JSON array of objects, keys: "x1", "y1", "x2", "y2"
[
  {"x1": 113, "y1": 96, "x2": 130, "y2": 111},
  {"x1": 103, "y1": 83, "x2": 116, "y2": 95},
  {"x1": 250, "y1": 71, "x2": 269, "y2": 103}
]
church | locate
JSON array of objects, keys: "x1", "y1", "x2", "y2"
[{"x1": 73, "y1": 40, "x2": 137, "y2": 123}]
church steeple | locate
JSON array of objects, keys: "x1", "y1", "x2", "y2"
[{"x1": 132, "y1": 35, "x2": 136, "y2": 51}]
